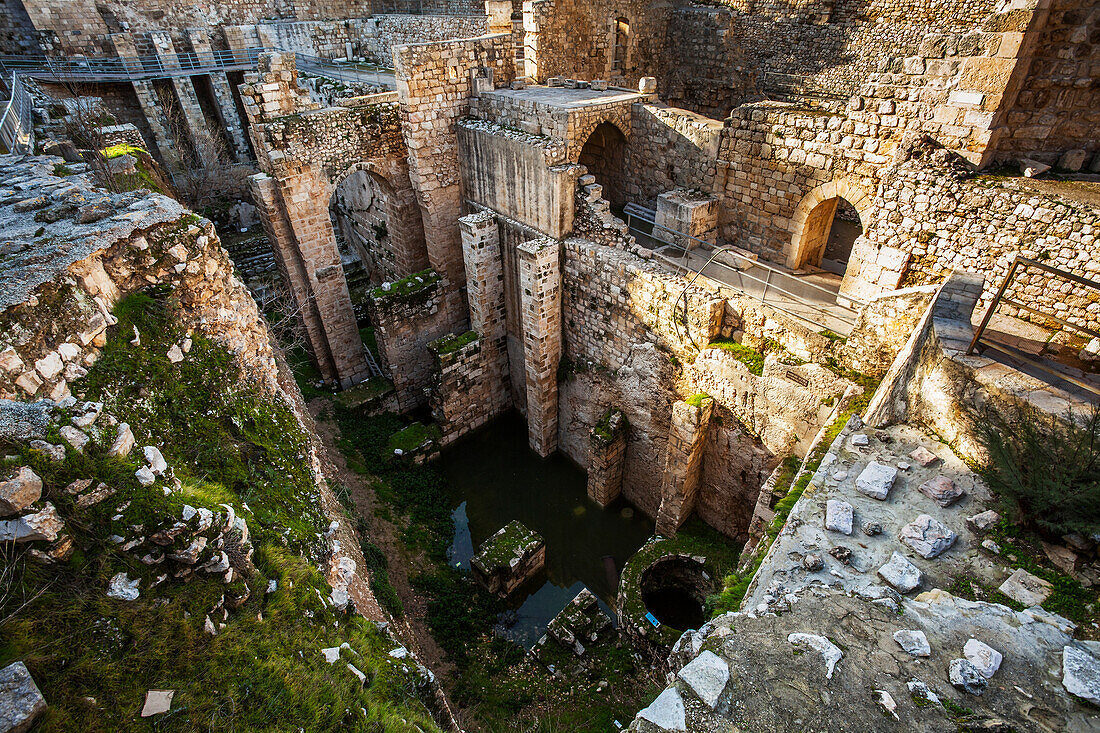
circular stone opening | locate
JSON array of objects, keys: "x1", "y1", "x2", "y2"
[{"x1": 639, "y1": 556, "x2": 710, "y2": 631}]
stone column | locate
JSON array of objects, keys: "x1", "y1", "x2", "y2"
[
  {"x1": 460, "y1": 211, "x2": 511, "y2": 415},
  {"x1": 148, "y1": 31, "x2": 214, "y2": 165},
  {"x1": 110, "y1": 33, "x2": 180, "y2": 169},
  {"x1": 186, "y1": 30, "x2": 251, "y2": 163},
  {"x1": 588, "y1": 408, "x2": 627, "y2": 507},
  {"x1": 249, "y1": 166, "x2": 372, "y2": 389},
  {"x1": 655, "y1": 396, "x2": 713, "y2": 536},
  {"x1": 517, "y1": 237, "x2": 562, "y2": 457}
]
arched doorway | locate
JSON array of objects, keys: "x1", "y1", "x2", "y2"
[
  {"x1": 330, "y1": 168, "x2": 394, "y2": 289},
  {"x1": 788, "y1": 181, "x2": 871, "y2": 272},
  {"x1": 578, "y1": 122, "x2": 627, "y2": 208}
]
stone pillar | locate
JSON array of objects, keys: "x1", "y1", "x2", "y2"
[
  {"x1": 186, "y1": 30, "x2": 251, "y2": 163},
  {"x1": 655, "y1": 189, "x2": 719, "y2": 250},
  {"x1": 149, "y1": 32, "x2": 217, "y2": 167},
  {"x1": 250, "y1": 167, "x2": 372, "y2": 389},
  {"x1": 655, "y1": 396, "x2": 713, "y2": 536},
  {"x1": 460, "y1": 211, "x2": 510, "y2": 414},
  {"x1": 110, "y1": 33, "x2": 180, "y2": 169},
  {"x1": 517, "y1": 237, "x2": 562, "y2": 457},
  {"x1": 588, "y1": 408, "x2": 627, "y2": 507}
]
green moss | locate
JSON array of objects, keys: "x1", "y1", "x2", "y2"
[
  {"x1": 592, "y1": 407, "x2": 628, "y2": 444},
  {"x1": 684, "y1": 392, "x2": 711, "y2": 408},
  {"x1": 0, "y1": 289, "x2": 441, "y2": 731},
  {"x1": 51, "y1": 163, "x2": 73, "y2": 177},
  {"x1": 707, "y1": 337, "x2": 764, "y2": 376},
  {"x1": 370, "y1": 268, "x2": 441, "y2": 301},
  {"x1": 472, "y1": 520, "x2": 542, "y2": 571},
  {"x1": 429, "y1": 330, "x2": 478, "y2": 356},
  {"x1": 387, "y1": 422, "x2": 440, "y2": 455},
  {"x1": 102, "y1": 144, "x2": 147, "y2": 159}
]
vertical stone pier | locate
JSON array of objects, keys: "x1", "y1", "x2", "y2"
[
  {"x1": 588, "y1": 408, "x2": 628, "y2": 507},
  {"x1": 656, "y1": 395, "x2": 713, "y2": 536},
  {"x1": 517, "y1": 237, "x2": 562, "y2": 457},
  {"x1": 186, "y1": 30, "x2": 251, "y2": 163},
  {"x1": 654, "y1": 189, "x2": 719, "y2": 250},
  {"x1": 460, "y1": 211, "x2": 511, "y2": 417}
]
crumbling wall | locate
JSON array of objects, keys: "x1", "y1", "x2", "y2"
[
  {"x1": 360, "y1": 14, "x2": 489, "y2": 64},
  {"x1": 621, "y1": 103, "x2": 723, "y2": 209},
  {"x1": 861, "y1": 140, "x2": 1100, "y2": 334}
]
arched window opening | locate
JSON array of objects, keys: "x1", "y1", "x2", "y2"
[{"x1": 612, "y1": 18, "x2": 630, "y2": 75}]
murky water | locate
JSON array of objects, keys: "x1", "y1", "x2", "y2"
[{"x1": 440, "y1": 412, "x2": 654, "y2": 648}]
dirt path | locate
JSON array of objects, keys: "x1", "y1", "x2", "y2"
[{"x1": 306, "y1": 399, "x2": 454, "y2": 677}]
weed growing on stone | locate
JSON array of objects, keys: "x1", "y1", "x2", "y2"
[{"x1": 707, "y1": 337, "x2": 765, "y2": 375}]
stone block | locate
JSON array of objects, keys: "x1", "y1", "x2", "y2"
[
  {"x1": 893, "y1": 630, "x2": 931, "y2": 657},
  {"x1": 638, "y1": 77, "x2": 657, "y2": 94},
  {"x1": 856, "y1": 462, "x2": 897, "y2": 500},
  {"x1": 899, "y1": 514, "x2": 957, "y2": 559},
  {"x1": 963, "y1": 639, "x2": 1002, "y2": 679},
  {"x1": 0, "y1": 661, "x2": 46, "y2": 733},
  {"x1": 0, "y1": 467, "x2": 41, "y2": 517},
  {"x1": 677, "y1": 650, "x2": 729, "y2": 710},
  {"x1": 825, "y1": 500, "x2": 853, "y2": 535},
  {"x1": 471, "y1": 520, "x2": 545, "y2": 596},
  {"x1": 878, "y1": 551, "x2": 922, "y2": 593},
  {"x1": 997, "y1": 568, "x2": 1052, "y2": 607},
  {"x1": 1062, "y1": 643, "x2": 1100, "y2": 705},
  {"x1": 917, "y1": 476, "x2": 965, "y2": 507}
]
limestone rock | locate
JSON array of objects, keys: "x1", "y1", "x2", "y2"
[
  {"x1": 0, "y1": 467, "x2": 41, "y2": 516},
  {"x1": 108, "y1": 422, "x2": 135, "y2": 457},
  {"x1": 143, "y1": 446, "x2": 168, "y2": 475},
  {"x1": 787, "y1": 633, "x2": 843, "y2": 680},
  {"x1": 321, "y1": 647, "x2": 341, "y2": 664},
  {"x1": 0, "y1": 661, "x2": 47, "y2": 733},
  {"x1": 917, "y1": 475, "x2": 965, "y2": 507},
  {"x1": 877, "y1": 551, "x2": 923, "y2": 593},
  {"x1": 875, "y1": 689, "x2": 898, "y2": 721},
  {"x1": 803, "y1": 553, "x2": 824, "y2": 571},
  {"x1": 136, "y1": 467, "x2": 155, "y2": 487},
  {"x1": 998, "y1": 568, "x2": 1052, "y2": 607},
  {"x1": 29, "y1": 440, "x2": 64, "y2": 462},
  {"x1": 106, "y1": 572, "x2": 140, "y2": 601},
  {"x1": 677, "y1": 650, "x2": 729, "y2": 709},
  {"x1": 140, "y1": 689, "x2": 173, "y2": 717},
  {"x1": 908, "y1": 446, "x2": 939, "y2": 467},
  {"x1": 963, "y1": 639, "x2": 1002, "y2": 679},
  {"x1": 850, "y1": 433, "x2": 869, "y2": 447},
  {"x1": 825, "y1": 500, "x2": 853, "y2": 535},
  {"x1": 638, "y1": 687, "x2": 686, "y2": 731},
  {"x1": 1058, "y1": 149, "x2": 1088, "y2": 172},
  {"x1": 966, "y1": 509, "x2": 1000, "y2": 533},
  {"x1": 166, "y1": 345, "x2": 184, "y2": 363},
  {"x1": 1020, "y1": 158, "x2": 1050, "y2": 177},
  {"x1": 949, "y1": 658, "x2": 987, "y2": 695},
  {"x1": 75, "y1": 482, "x2": 115, "y2": 509},
  {"x1": 1062, "y1": 643, "x2": 1100, "y2": 705},
  {"x1": 906, "y1": 679, "x2": 939, "y2": 705},
  {"x1": 855, "y1": 462, "x2": 896, "y2": 500},
  {"x1": 59, "y1": 425, "x2": 89, "y2": 453},
  {"x1": 0, "y1": 503, "x2": 63, "y2": 543},
  {"x1": 899, "y1": 514, "x2": 957, "y2": 559},
  {"x1": 893, "y1": 629, "x2": 931, "y2": 657},
  {"x1": 168, "y1": 537, "x2": 208, "y2": 564}
]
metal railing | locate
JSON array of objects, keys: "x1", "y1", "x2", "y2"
[
  {"x1": 0, "y1": 48, "x2": 396, "y2": 89},
  {"x1": 0, "y1": 72, "x2": 33, "y2": 155},
  {"x1": 967, "y1": 254, "x2": 1100, "y2": 397},
  {"x1": 623, "y1": 203, "x2": 865, "y2": 340}
]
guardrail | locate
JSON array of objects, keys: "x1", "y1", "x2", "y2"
[
  {"x1": 623, "y1": 203, "x2": 865, "y2": 339},
  {"x1": 967, "y1": 254, "x2": 1100, "y2": 397},
  {"x1": 0, "y1": 72, "x2": 33, "y2": 155},
  {"x1": 0, "y1": 49, "x2": 396, "y2": 89}
]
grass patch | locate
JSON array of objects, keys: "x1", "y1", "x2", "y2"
[
  {"x1": 707, "y1": 337, "x2": 764, "y2": 376},
  {"x1": 428, "y1": 330, "x2": 478, "y2": 357},
  {"x1": 0, "y1": 289, "x2": 440, "y2": 730},
  {"x1": 370, "y1": 269, "x2": 441, "y2": 302},
  {"x1": 684, "y1": 392, "x2": 711, "y2": 408},
  {"x1": 388, "y1": 422, "x2": 440, "y2": 454}
]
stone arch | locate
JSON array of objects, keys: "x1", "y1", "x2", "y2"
[
  {"x1": 577, "y1": 121, "x2": 628, "y2": 207},
  {"x1": 328, "y1": 158, "x2": 428, "y2": 288},
  {"x1": 787, "y1": 179, "x2": 872, "y2": 270}
]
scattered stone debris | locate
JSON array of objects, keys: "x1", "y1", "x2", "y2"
[
  {"x1": 855, "y1": 461, "x2": 896, "y2": 500},
  {"x1": 908, "y1": 446, "x2": 939, "y2": 467},
  {"x1": 949, "y1": 657, "x2": 987, "y2": 695},
  {"x1": 893, "y1": 629, "x2": 931, "y2": 657},
  {"x1": 637, "y1": 687, "x2": 686, "y2": 731},
  {"x1": 676, "y1": 651, "x2": 729, "y2": 710},
  {"x1": 140, "y1": 689, "x2": 173, "y2": 717},
  {"x1": 107, "y1": 572, "x2": 141, "y2": 601},
  {"x1": 997, "y1": 568, "x2": 1053, "y2": 607},
  {"x1": 917, "y1": 475, "x2": 965, "y2": 507},
  {"x1": 878, "y1": 551, "x2": 923, "y2": 593},
  {"x1": 899, "y1": 514, "x2": 957, "y2": 559},
  {"x1": 963, "y1": 639, "x2": 1002, "y2": 679},
  {"x1": 0, "y1": 466, "x2": 41, "y2": 515},
  {"x1": 0, "y1": 661, "x2": 47, "y2": 732},
  {"x1": 966, "y1": 509, "x2": 1000, "y2": 534},
  {"x1": 824, "y1": 499, "x2": 853, "y2": 535},
  {"x1": 471, "y1": 520, "x2": 545, "y2": 596},
  {"x1": 787, "y1": 633, "x2": 843, "y2": 680}
]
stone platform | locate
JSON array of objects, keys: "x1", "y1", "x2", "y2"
[{"x1": 471, "y1": 520, "x2": 545, "y2": 596}]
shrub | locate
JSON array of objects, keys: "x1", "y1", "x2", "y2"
[{"x1": 976, "y1": 404, "x2": 1100, "y2": 537}]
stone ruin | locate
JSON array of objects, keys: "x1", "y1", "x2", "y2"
[
  {"x1": 0, "y1": 0, "x2": 1099, "y2": 728},
  {"x1": 471, "y1": 519, "x2": 547, "y2": 596}
]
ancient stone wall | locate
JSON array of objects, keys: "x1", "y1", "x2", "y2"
[
  {"x1": 524, "y1": 0, "x2": 672, "y2": 86},
  {"x1": 860, "y1": 140, "x2": 1100, "y2": 334},
  {"x1": 360, "y1": 14, "x2": 489, "y2": 64},
  {"x1": 995, "y1": 0, "x2": 1100, "y2": 167},
  {"x1": 621, "y1": 103, "x2": 723, "y2": 209},
  {"x1": 838, "y1": 284, "x2": 938, "y2": 377},
  {"x1": 394, "y1": 33, "x2": 515, "y2": 329},
  {"x1": 0, "y1": 0, "x2": 40, "y2": 54}
]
